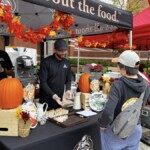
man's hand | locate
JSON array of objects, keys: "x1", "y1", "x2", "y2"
[
  {"x1": 65, "y1": 90, "x2": 72, "y2": 100},
  {"x1": 52, "y1": 94, "x2": 63, "y2": 106}
]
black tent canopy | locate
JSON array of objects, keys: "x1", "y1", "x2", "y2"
[{"x1": 18, "y1": 0, "x2": 132, "y2": 39}]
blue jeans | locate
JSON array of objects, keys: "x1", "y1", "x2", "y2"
[{"x1": 100, "y1": 124, "x2": 142, "y2": 150}]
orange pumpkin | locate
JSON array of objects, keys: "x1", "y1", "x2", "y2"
[
  {"x1": 78, "y1": 74, "x2": 91, "y2": 93},
  {"x1": 0, "y1": 78, "x2": 23, "y2": 109}
]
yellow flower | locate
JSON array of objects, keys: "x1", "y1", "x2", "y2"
[
  {"x1": 49, "y1": 30, "x2": 56, "y2": 37},
  {"x1": 77, "y1": 36, "x2": 83, "y2": 42},
  {"x1": 16, "y1": 107, "x2": 22, "y2": 119},
  {"x1": 102, "y1": 77, "x2": 110, "y2": 83},
  {"x1": 12, "y1": 17, "x2": 20, "y2": 24},
  {"x1": 0, "y1": 8, "x2": 4, "y2": 16}
]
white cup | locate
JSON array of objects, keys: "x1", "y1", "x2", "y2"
[{"x1": 73, "y1": 92, "x2": 81, "y2": 110}]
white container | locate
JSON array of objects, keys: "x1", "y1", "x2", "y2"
[
  {"x1": 36, "y1": 102, "x2": 48, "y2": 122},
  {"x1": 73, "y1": 92, "x2": 81, "y2": 110},
  {"x1": 71, "y1": 85, "x2": 77, "y2": 99}
]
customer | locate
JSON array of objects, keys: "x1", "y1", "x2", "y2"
[
  {"x1": 0, "y1": 50, "x2": 13, "y2": 80},
  {"x1": 39, "y1": 39, "x2": 72, "y2": 110},
  {"x1": 98, "y1": 50, "x2": 150, "y2": 150}
]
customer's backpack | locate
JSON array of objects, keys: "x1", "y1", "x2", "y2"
[{"x1": 112, "y1": 92, "x2": 145, "y2": 139}]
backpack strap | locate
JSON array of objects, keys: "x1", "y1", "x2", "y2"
[
  {"x1": 137, "y1": 92, "x2": 145, "y2": 105},
  {"x1": 135, "y1": 83, "x2": 147, "y2": 108}
]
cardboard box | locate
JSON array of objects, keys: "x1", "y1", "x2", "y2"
[
  {"x1": 80, "y1": 93, "x2": 91, "y2": 110},
  {"x1": 0, "y1": 108, "x2": 18, "y2": 136}
]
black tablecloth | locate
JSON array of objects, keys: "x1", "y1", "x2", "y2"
[{"x1": 0, "y1": 114, "x2": 101, "y2": 150}]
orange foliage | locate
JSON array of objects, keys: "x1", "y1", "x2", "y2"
[{"x1": 0, "y1": 0, "x2": 75, "y2": 43}]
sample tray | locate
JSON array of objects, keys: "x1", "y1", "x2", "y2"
[{"x1": 48, "y1": 112, "x2": 88, "y2": 128}]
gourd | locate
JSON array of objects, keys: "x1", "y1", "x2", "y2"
[
  {"x1": 78, "y1": 74, "x2": 91, "y2": 93},
  {"x1": 0, "y1": 77, "x2": 23, "y2": 109}
]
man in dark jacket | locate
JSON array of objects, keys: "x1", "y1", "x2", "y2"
[
  {"x1": 98, "y1": 50, "x2": 150, "y2": 150},
  {"x1": 0, "y1": 50, "x2": 13, "y2": 80},
  {"x1": 39, "y1": 39, "x2": 72, "y2": 110}
]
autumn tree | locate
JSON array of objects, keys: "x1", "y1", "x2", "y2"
[{"x1": 110, "y1": 0, "x2": 149, "y2": 15}]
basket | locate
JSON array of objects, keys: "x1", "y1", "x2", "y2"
[{"x1": 18, "y1": 119, "x2": 31, "y2": 138}]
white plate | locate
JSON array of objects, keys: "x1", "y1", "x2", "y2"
[
  {"x1": 76, "y1": 110, "x2": 97, "y2": 117},
  {"x1": 89, "y1": 92, "x2": 107, "y2": 112}
]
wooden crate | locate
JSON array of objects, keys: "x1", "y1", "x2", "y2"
[
  {"x1": 80, "y1": 93, "x2": 91, "y2": 110},
  {"x1": 0, "y1": 108, "x2": 18, "y2": 136},
  {"x1": 81, "y1": 103, "x2": 90, "y2": 110},
  {"x1": 107, "y1": 67, "x2": 119, "y2": 72}
]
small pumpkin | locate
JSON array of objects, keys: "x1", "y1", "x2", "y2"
[
  {"x1": 0, "y1": 77, "x2": 23, "y2": 109},
  {"x1": 78, "y1": 74, "x2": 91, "y2": 93}
]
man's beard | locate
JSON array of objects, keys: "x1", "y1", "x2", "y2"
[{"x1": 55, "y1": 53, "x2": 65, "y2": 60}]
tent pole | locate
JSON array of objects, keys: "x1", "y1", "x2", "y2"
[
  {"x1": 16, "y1": 0, "x2": 19, "y2": 12},
  {"x1": 40, "y1": 42, "x2": 44, "y2": 62},
  {"x1": 129, "y1": 30, "x2": 132, "y2": 49},
  {"x1": 77, "y1": 46, "x2": 80, "y2": 74}
]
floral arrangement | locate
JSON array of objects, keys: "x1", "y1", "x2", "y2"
[
  {"x1": 100, "y1": 76, "x2": 115, "y2": 83},
  {"x1": 100, "y1": 76, "x2": 115, "y2": 95},
  {"x1": 16, "y1": 107, "x2": 30, "y2": 124},
  {"x1": 86, "y1": 63, "x2": 103, "y2": 72},
  {"x1": 0, "y1": 0, "x2": 76, "y2": 43}
]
